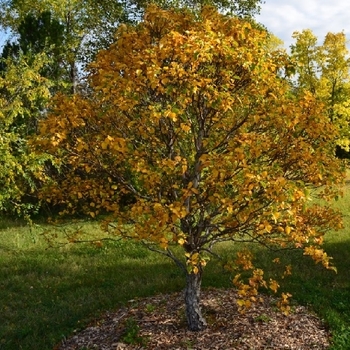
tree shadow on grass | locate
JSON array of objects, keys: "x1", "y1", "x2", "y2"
[
  {"x1": 0, "y1": 249, "x2": 173, "y2": 349},
  {"x1": 263, "y1": 239, "x2": 350, "y2": 344},
  {"x1": 2, "y1": 235, "x2": 348, "y2": 350},
  {"x1": 0, "y1": 242, "x2": 232, "y2": 350},
  {"x1": 288, "y1": 239, "x2": 350, "y2": 350}
]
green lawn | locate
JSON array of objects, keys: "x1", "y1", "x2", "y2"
[
  {"x1": 0, "y1": 221, "x2": 233, "y2": 350},
  {"x1": 0, "y1": 187, "x2": 350, "y2": 349}
]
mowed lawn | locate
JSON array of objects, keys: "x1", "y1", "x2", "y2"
[{"x1": 0, "y1": 183, "x2": 350, "y2": 350}]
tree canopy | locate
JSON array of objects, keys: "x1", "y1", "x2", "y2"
[
  {"x1": 35, "y1": 6, "x2": 344, "y2": 331},
  {"x1": 0, "y1": 0, "x2": 265, "y2": 218},
  {"x1": 0, "y1": 0, "x2": 264, "y2": 71}
]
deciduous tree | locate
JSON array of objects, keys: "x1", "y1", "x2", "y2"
[
  {"x1": 291, "y1": 30, "x2": 350, "y2": 154},
  {"x1": 0, "y1": 52, "x2": 53, "y2": 217},
  {"x1": 0, "y1": 0, "x2": 128, "y2": 92},
  {"x1": 129, "y1": 0, "x2": 264, "y2": 18},
  {"x1": 35, "y1": 6, "x2": 344, "y2": 331},
  {"x1": 0, "y1": 11, "x2": 65, "y2": 88}
]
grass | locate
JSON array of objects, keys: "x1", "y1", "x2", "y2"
[
  {"x1": 230, "y1": 185, "x2": 350, "y2": 350},
  {"x1": 0, "y1": 221, "x2": 232, "y2": 350},
  {"x1": 0, "y1": 187, "x2": 350, "y2": 349}
]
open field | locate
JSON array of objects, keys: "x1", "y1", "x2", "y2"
[{"x1": 0, "y1": 186, "x2": 350, "y2": 350}]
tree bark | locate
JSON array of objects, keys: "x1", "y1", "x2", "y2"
[{"x1": 184, "y1": 270, "x2": 207, "y2": 331}]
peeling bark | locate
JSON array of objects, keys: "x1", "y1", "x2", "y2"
[{"x1": 184, "y1": 270, "x2": 207, "y2": 331}]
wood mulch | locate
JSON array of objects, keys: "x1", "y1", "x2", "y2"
[{"x1": 57, "y1": 288, "x2": 331, "y2": 350}]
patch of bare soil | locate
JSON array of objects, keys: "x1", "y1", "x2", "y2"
[{"x1": 57, "y1": 288, "x2": 330, "y2": 350}]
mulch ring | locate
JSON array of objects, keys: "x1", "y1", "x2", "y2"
[{"x1": 57, "y1": 288, "x2": 330, "y2": 350}]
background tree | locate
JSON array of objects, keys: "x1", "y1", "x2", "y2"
[
  {"x1": 0, "y1": 11, "x2": 67, "y2": 217},
  {"x1": 0, "y1": 11, "x2": 65, "y2": 89},
  {"x1": 0, "y1": 52, "x2": 53, "y2": 217},
  {"x1": 291, "y1": 30, "x2": 350, "y2": 156},
  {"x1": 290, "y1": 29, "x2": 319, "y2": 94},
  {"x1": 35, "y1": 6, "x2": 344, "y2": 331},
  {"x1": 0, "y1": 0, "x2": 128, "y2": 93},
  {"x1": 129, "y1": 0, "x2": 264, "y2": 18}
]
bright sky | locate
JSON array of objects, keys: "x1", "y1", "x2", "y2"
[
  {"x1": 257, "y1": 0, "x2": 350, "y2": 49},
  {"x1": 0, "y1": 30, "x2": 9, "y2": 49}
]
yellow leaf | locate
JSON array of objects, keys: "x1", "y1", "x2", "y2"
[
  {"x1": 285, "y1": 226, "x2": 291, "y2": 235},
  {"x1": 237, "y1": 299, "x2": 246, "y2": 307},
  {"x1": 76, "y1": 141, "x2": 85, "y2": 152},
  {"x1": 283, "y1": 264, "x2": 292, "y2": 277},
  {"x1": 269, "y1": 279, "x2": 279, "y2": 293},
  {"x1": 200, "y1": 258, "x2": 207, "y2": 267},
  {"x1": 271, "y1": 211, "x2": 280, "y2": 223},
  {"x1": 265, "y1": 224, "x2": 272, "y2": 233},
  {"x1": 159, "y1": 238, "x2": 168, "y2": 249},
  {"x1": 178, "y1": 237, "x2": 186, "y2": 245},
  {"x1": 168, "y1": 111, "x2": 177, "y2": 121},
  {"x1": 191, "y1": 252, "x2": 199, "y2": 262},
  {"x1": 180, "y1": 123, "x2": 191, "y2": 132}
]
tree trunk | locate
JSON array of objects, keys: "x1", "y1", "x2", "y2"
[
  {"x1": 184, "y1": 270, "x2": 207, "y2": 331},
  {"x1": 70, "y1": 60, "x2": 77, "y2": 95}
]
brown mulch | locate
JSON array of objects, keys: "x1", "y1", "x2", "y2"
[{"x1": 57, "y1": 288, "x2": 330, "y2": 350}]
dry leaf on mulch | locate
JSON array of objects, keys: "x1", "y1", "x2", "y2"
[{"x1": 57, "y1": 288, "x2": 330, "y2": 350}]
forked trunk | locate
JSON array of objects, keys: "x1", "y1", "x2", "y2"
[{"x1": 184, "y1": 270, "x2": 207, "y2": 331}]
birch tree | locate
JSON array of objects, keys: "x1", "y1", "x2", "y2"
[{"x1": 35, "y1": 6, "x2": 344, "y2": 331}]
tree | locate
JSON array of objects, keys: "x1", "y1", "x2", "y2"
[
  {"x1": 129, "y1": 0, "x2": 264, "y2": 18},
  {"x1": 0, "y1": 0, "x2": 128, "y2": 93},
  {"x1": 0, "y1": 52, "x2": 53, "y2": 217},
  {"x1": 291, "y1": 30, "x2": 350, "y2": 154},
  {"x1": 290, "y1": 29, "x2": 319, "y2": 94},
  {"x1": 35, "y1": 6, "x2": 344, "y2": 331},
  {"x1": 1, "y1": 11, "x2": 65, "y2": 86},
  {"x1": 0, "y1": 11, "x2": 67, "y2": 216}
]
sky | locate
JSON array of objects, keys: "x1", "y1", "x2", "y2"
[
  {"x1": 257, "y1": 0, "x2": 350, "y2": 49},
  {"x1": 0, "y1": 29, "x2": 9, "y2": 49}
]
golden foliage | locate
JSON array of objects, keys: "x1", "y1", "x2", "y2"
[{"x1": 35, "y1": 6, "x2": 344, "y2": 311}]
